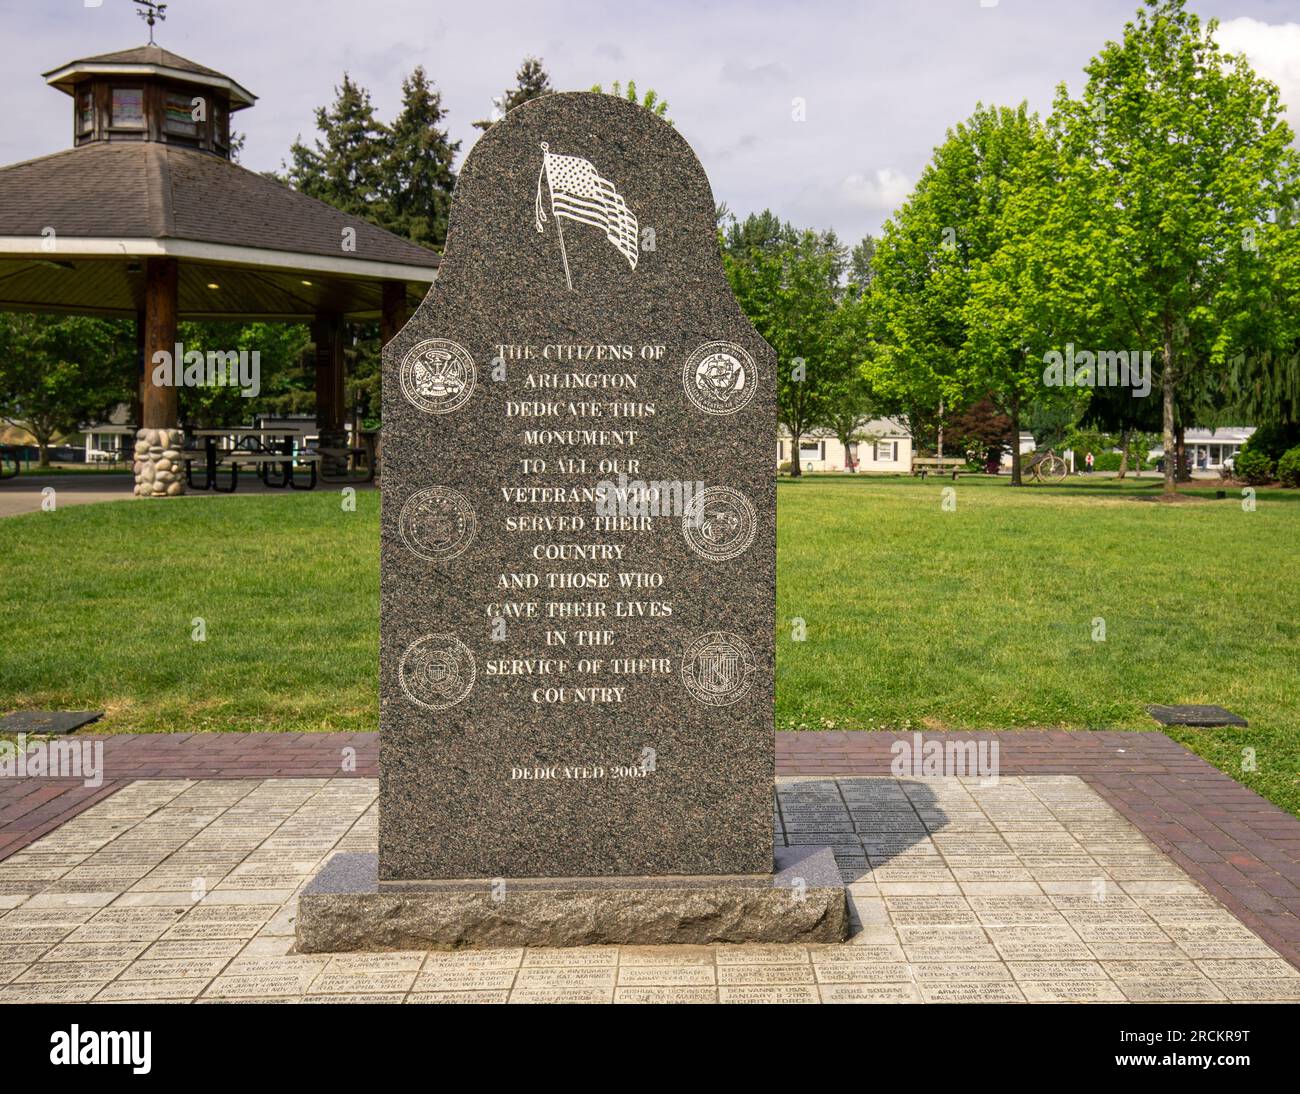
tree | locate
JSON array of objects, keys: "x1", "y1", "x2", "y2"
[
  {"x1": 821, "y1": 300, "x2": 877, "y2": 469},
  {"x1": 590, "y1": 80, "x2": 670, "y2": 123},
  {"x1": 945, "y1": 398, "x2": 1014, "y2": 469},
  {"x1": 868, "y1": 103, "x2": 1047, "y2": 484},
  {"x1": 474, "y1": 56, "x2": 553, "y2": 130},
  {"x1": 0, "y1": 314, "x2": 134, "y2": 466},
  {"x1": 171, "y1": 321, "x2": 312, "y2": 428},
  {"x1": 383, "y1": 67, "x2": 460, "y2": 250},
  {"x1": 1048, "y1": 0, "x2": 1300, "y2": 494},
  {"x1": 286, "y1": 74, "x2": 388, "y2": 221},
  {"x1": 848, "y1": 235, "x2": 876, "y2": 294},
  {"x1": 724, "y1": 212, "x2": 851, "y2": 477}
]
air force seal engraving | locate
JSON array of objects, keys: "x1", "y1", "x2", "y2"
[
  {"x1": 400, "y1": 338, "x2": 476, "y2": 414},
  {"x1": 682, "y1": 486, "x2": 757, "y2": 562},
  {"x1": 398, "y1": 634, "x2": 477, "y2": 711},
  {"x1": 681, "y1": 631, "x2": 757, "y2": 707},
  {"x1": 398, "y1": 487, "x2": 477, "y2": 562},
  {"x1": 682, "y1": 341, "x2": 757, "y2": 416}
]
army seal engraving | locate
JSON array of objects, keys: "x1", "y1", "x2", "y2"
[
  {"x1": 398, "y1": 634, "x2": 477, "y2": 710},
  {"x1": 682, "y1": 341, "x2": 757, "y2": 416},
  {"x1": 400, "y1": 338, "x2": 476, "y2": 414},
  {"x1": 680, "y1": 631, "x2": 757, "y2": 707},
  {"x1": 398, "y1": 487, "x2": 477, "y2": 562},
  {"x1": 682, "y1": 486, "x2": 757, "y2": 562}
]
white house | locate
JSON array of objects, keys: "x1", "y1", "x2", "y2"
[
  {"x1": 777, "y1": 419, "x2": 912, "y2": 473},
  {"x1": 1149, "y1": 426, "x2": 1254, "y2": 473}
]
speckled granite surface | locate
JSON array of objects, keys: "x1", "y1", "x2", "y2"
[{"x1": 379, "y1": 93, "x2": 777, "y2": 880}]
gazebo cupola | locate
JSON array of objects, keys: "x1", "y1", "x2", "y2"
[{"x1": 43, "y1": 44, "x2": 256, "y2": 160}]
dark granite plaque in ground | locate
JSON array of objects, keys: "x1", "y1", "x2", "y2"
[
  {"x1": 1146, "y1": 704, "x2": 1248, "y2": 728},
  {"x1": 0, "y1": 710, "x2": 102, "y2": 735},
  {"x1": 299, "y1": 92, "x2": 846, "y2": 948}
]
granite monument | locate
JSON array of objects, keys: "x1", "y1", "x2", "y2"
[{"x1": 297, "y1": 92, "x2": 846, "y2": 949}]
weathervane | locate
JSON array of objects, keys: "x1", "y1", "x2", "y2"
[{"x1": 133, "y1": 1, "x2": 167, "y2": 45}]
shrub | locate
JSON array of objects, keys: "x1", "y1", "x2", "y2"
[
  {"x1": 1234, "y1": 448, "x2": 1275, "y2": 485},
  {"x1": 1241, "y1": 422, "x2": 1300, "y2": 462},
  {"x1": 778, "y1": 461, "x2": 792, "y2": 475},
  {"x1": 1277, "y1": 446, "x2": 1300, "y2": 488}
]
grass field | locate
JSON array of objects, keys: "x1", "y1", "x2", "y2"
[{"x1": 0, "y1": 475, "x2": 1296, "y2": 814}]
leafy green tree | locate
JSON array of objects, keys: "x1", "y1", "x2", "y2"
[
  {"x1": 590, "y1": 80, "x2": 670, "y2": 122},
  {"x1": 724, "y1": 212, "x2": 851, "y2": 478},
  {"x1": 821, "y1": 301, "x2": 877, "y2": 468},
  {"x1": 172, "y1": 322, "x2": 312, "y2": 428},
  {"x1": 868, "y1": 102, "x2": 1046, "y2": 483},
  {"x1": 1048, "y1": 0, "x2": 1300, "y2": 494},
  {"x1": 475, "y1": 56, "x2": 553, "y2": 130},
  {"x1": 0, "y1": 314, "x2": 134, "y2": 466},
  {"x1": 383, "y1": 67, "x2": 460, "y2": 249}
]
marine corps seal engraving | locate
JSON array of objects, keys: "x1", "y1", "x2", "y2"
[
  {"x1": 398, "y1": 487, "x2": 477, "y2": 562},
  {"x1": 398, "y1": 634, "x2": 477, "y2": 711},
  {"x1": 682, "y1": 486, "x2": 757, "y2": 562},
  {"x1": 399, "y1": 338, "x2": 476, "y2": 414},
  {"x1": 682, "y1": 341, "x2": 757, "y2": 415},
  {"x1": 680, "y1": 631, "x2": 757, "y2": 707}
]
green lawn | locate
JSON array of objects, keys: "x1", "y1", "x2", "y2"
[{"x1": 0, "y1": 476, "x2": 1296, "y2": 815}]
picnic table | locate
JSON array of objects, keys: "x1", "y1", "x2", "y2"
[
  {"x1": 185, "y1": 427, "x2": 320, "y2": 492},
  {"x1": 911, "y1": 456, "x2": 964, "y2": 481}
]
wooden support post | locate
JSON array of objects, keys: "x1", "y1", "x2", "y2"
[
  {"x1": 132, "y1": 308, "x2": 145, "y2": 430},
  {"x1": 136, "y1": 257, "x2": 182, "y2": 497},
  {"x1": 142, "y1": 258, "x2": 178, "y2": 429},
  {"x1": 380, "y1": 280, "x2": 408, "y2": 347},
  {"x1": 312, "y1": 311, "x2": 347, "y2": 477}
]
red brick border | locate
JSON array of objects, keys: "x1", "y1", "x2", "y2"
[{"x1": 2, "y1": 730, "x2": 1296, "y2": 969}]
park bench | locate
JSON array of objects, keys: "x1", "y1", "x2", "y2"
[{"x1": 911, "y1": 456, "x2": 964, "y2": 480}]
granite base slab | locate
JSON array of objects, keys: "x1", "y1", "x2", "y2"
[{"x1": 295, "y1": 847, "x2": 848, "y2": 952}]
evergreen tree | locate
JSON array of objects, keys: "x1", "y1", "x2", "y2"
[
  {"x1": 474, "y1": 56, "x2": 553, "y2": 130},
  {"x1": 286, "y1": 74, "x2": 389, "y2": 221},
  {"x1": 382, "y1": 66, "x2": 460, "y2": 249}
]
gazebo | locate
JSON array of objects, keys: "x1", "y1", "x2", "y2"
[{"x1": 0, "y1": 43, "x2": 439, "y2": 496}]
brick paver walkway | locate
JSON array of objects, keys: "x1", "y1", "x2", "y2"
[
  {"x1": 1, "y1": 731, "x2": 1296, "y2": 973},
  {"x1": 2, "y1": 774, "x2": 1297, "y2": 1003}
]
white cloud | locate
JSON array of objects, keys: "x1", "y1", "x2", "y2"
[
  {"x1": 1216, "y1": 17, "x2": 1300, "y2": 138},
  {"x1": 839, "y1": 169, "x2": 914, "y2": 213}
]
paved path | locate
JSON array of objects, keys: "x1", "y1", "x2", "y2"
[
  {"x1": 1, "y1": 773, "x2": 1296, "y2": 1003},
  {"x1": 0, "y1": 475, "x2": 376, "y2": 517},
  {"x1": 1, "y1": 731, "x2": 1297, "y2": 980}
]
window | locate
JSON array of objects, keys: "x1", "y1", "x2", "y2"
[
  {"x1": 799, "y1": 442, "x2": 822, "y2": 459},
  {"x1": 110, "y1": 88, "x2": 145, "y2": 128},
  {"x1": 77, "y1": 89, "x2": 94, "y2": 135},
  {"x1": 163, "y1": 91, "x2": 198, "y2": 137},
  {"x1": 875, "y1": 440, "x2": 897, "y2": 462},
  {"x1": 213, "y1": 99, "x2": 229, "y2": 148}
]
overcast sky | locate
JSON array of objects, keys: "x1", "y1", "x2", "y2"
[{"x1": 4, "y1": 0, "x2": 1298, "y2": 245}]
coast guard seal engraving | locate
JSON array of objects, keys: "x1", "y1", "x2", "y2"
[
  {"x1": 681, "y1": 631, "x2": 756, "y2": 707},
  {"x1": 398, "y1": 634, "x2": 477, "y2": 711},
  {"x1": 400, "y1": 338, "x2": 476, "y2": 414},
  {"x1": 682, "y1": 486, "x2": 757, "y2": 562},
  {"x1": 682, "y1": 341, "x2": 757, "y2": 416},
  {"x1": 398, "y1": 487, "x2": 477, "y2": 562}
]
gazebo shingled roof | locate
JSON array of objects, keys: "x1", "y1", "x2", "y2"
[{"x1": 0, "y1": 142, "x2": 438, "y2": 320}]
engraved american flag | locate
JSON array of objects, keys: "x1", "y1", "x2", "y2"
[{"x1": 535, "y1": 142, "x2": 639, "y2": 279}]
